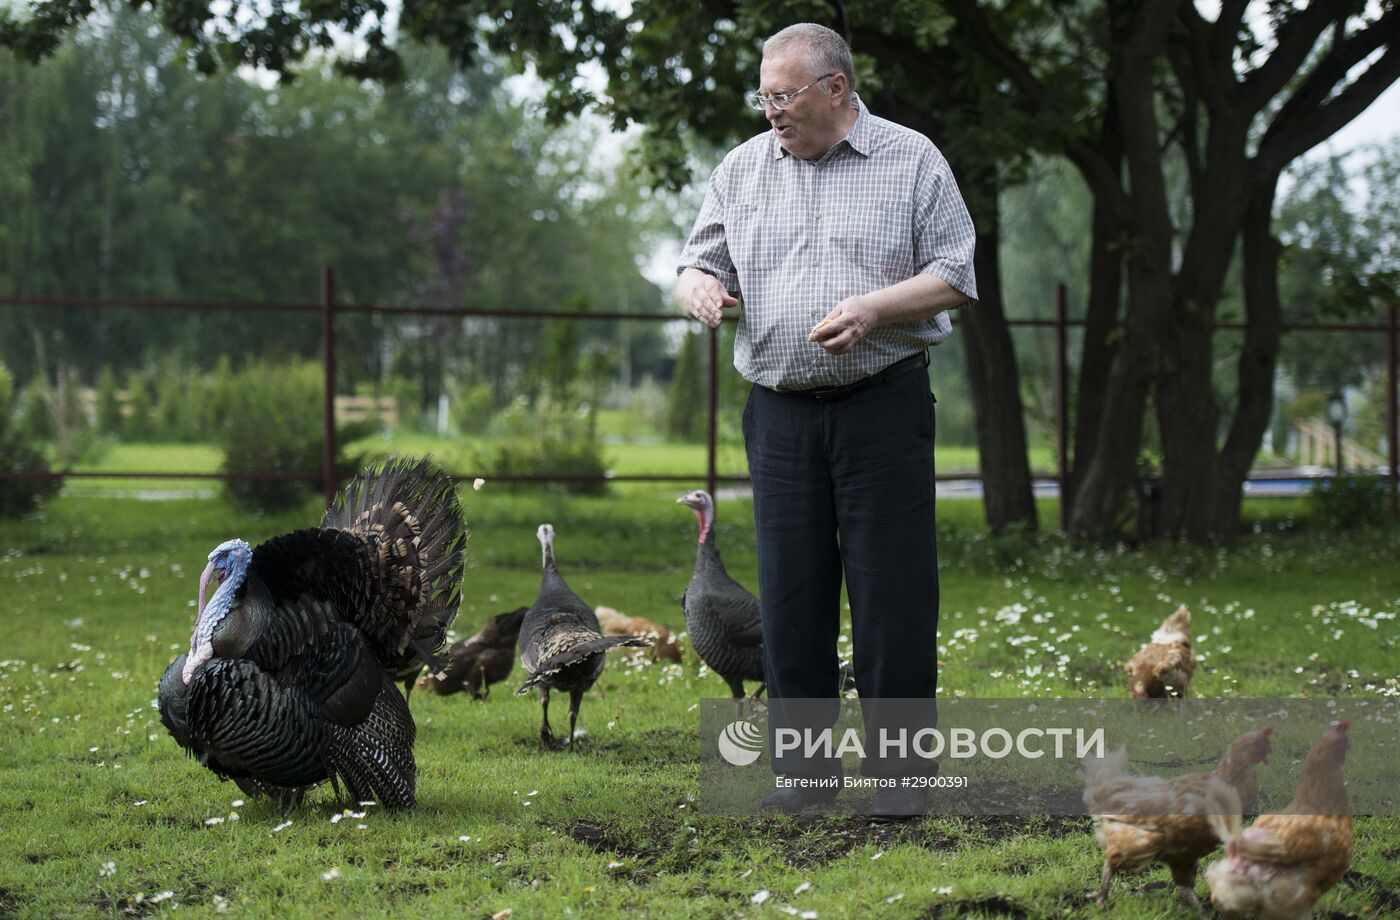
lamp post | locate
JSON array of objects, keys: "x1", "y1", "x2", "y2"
[{"x1": 1327, "y1": 390, "x2": 1347, "y2": 476}]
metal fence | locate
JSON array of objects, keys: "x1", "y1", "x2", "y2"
[{"x1": 2, "y1": 269, "x2": 1397, "y2": 520}]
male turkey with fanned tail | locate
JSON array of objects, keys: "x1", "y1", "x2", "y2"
[
  {"x1": 516, "y1": 523, "x2": 649, "y2": 750},
  {"x1": 158, "y1": 456, "x2": 466, "y2": 811}
]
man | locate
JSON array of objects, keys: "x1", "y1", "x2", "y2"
[{"x1": 674, "y1": 22, "x2": 977, "y2": 818}]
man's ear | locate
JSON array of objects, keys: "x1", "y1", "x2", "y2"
[{"x1": 828, "y1": 72, "x2": 847, "y2": 103}]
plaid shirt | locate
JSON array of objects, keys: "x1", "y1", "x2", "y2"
[{"x1": 678, "y1": 95, "x2": 977, "y2": 390}]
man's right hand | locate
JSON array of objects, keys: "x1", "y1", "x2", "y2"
[{"x1": 675, "y1": 268, "x2": 738, "y2": 329}]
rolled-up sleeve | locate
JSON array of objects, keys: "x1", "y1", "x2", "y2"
[
  {"x1": 677, "y1": 162, "x2": 741, "y2": 295},
  {"x1": 913, "y1": 150, "x2": 978, "y2": 305}
]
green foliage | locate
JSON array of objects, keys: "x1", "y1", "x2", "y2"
[
  {"x1": 0, "y1": 363, "x2": 11, "y2": 439},
  {"x1": 152, "y1": 362, "x2": 192, "y2": 441},
  {"x1": 472, "y1": 390, "x2": 611, "y2": 496},
  {"x1": 665, "y1": 328, "x2": 705, "y2": 442},
  {"x1": 123, "y1": 369, "x2": 156, "y2": 441},
  {"x1": 0, "y1": 361, "x2": 62, "y2": 517},
  {"x1": 1308, "y1": 474, "x2": 1391, "y2": 532},
  {"x1": 212, "y1": 361, "x2": 371, "y2": 512},
  {"x1": 95, "y1": 366, "x2": 123, "y2": 436},
  {"x1": 449, "y1": 380, "x2": 497, "y2": 436},
  {"x1": 469, "y1": 433, "x2": 610, "y2": 497},
  {"x1": 14, "y1": 376, "x2": 52, "y2": 441}
]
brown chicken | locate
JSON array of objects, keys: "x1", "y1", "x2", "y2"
[
  {"x1": 415, "y1": 607, "x2": 527, "y2": 699},
  {"x1": 1126, "y1": 604, "x2": 1197, "y2": 698},
  {"x1": 1083, "y1": 726, "x2": 1275, "y2": 917},
  {"x1": 1206, "y1": 721, "x2": 1353, "y2": 920},
  {"x1": 595, "y1": 606, "x2": 683, "y2": 664}
]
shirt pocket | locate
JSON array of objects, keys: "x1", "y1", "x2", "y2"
[
  {"x1": 728, "y1": 201, "x2": 788, "y2": 278},
  {"x1": 833, "y1": 198, "x2": 915, "y2": 274}
]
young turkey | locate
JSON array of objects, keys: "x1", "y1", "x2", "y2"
[
  {"x1": 157, "y1": 456, "x2": 465, "y2": 811},
  {"x1": 516, "y1": 523, "x2": 649, "y2": 749},
  {"x1": 676, "y1": 490, "x2": 765, "y2": 704},
  {"x1": 416, "y1": 607, "x2": 527, "y2": 699}
]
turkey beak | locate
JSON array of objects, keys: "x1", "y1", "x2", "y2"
[{"x1": 198, "y1": 561, "x2": 217, "y2": 619}]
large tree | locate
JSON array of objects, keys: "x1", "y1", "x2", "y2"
[{"x1": 957, "y1": 0, "x2": 1398, "y2": 541}]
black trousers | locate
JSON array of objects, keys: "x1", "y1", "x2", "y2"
[{"x1": 743, "y1": 355, "x2": 939, "y2": 779}]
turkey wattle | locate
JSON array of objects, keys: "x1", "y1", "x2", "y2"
[{"x1": 676, "y1": 490, "x2": 765, "y2": 702}]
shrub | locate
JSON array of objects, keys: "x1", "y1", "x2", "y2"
[
  {"x1": 473, "y1": 394, "x2": 609, "y2": 496},
  {"x1": 211, "y1": 361, "x2": 372, "y2": 513},
  {"x1": 95, "y1": 366, "x2": 123, "y2": 437},
  {"x1": 1308, "y1": 474, "x2": 1391, "y2": 531},
  {"x1": 449, "y1": 380, "x2": 496, "y2": 435},
  {"x1": 468, "y1": 433, "x2": 609, "y2": 496},
  {"x1": 0, "y1": 362, "x2": 63, "y2": 518}
]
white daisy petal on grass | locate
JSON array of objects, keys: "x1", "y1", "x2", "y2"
[
  {"x1": 212, "y1": 894, "x2": 229, "y2": 912},
  {"x1": 751, "y1": 889, "x2": 771, "y2": 905},
  {"x1": 204, "y1": 816, "x2": 225, "y2": 826},
  {"x1": 272, "y1": 820, "x2": 293, "y2": 833},
  {"x1": 98, "y1": 861, "x2": 115, "y2": 878},
  {"x1": 794, "y1": 881, "x2": 812, "y2": 895},
  {"x1": 473, "y1": 479, "x2": 486, "y2": 491},
  {"x1": 321, "y1": 867, "x2": 341, "y2": 881}
]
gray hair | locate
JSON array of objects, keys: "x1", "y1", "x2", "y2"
[{"x1": 763, "y1": 23, "x2": 855, "y2": 100}]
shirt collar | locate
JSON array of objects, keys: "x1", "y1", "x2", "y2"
[{"x1": 770, "y1": 93, "x2": 870, "y2": 160}]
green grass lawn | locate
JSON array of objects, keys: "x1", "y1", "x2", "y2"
[
  {"x1": 60, "y1": 436, "x2": 1057, "y2": 497},
  {"x1": 2, "y1": 488, "x2": 1398, "y2": 919}
]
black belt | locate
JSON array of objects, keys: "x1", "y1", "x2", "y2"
[{"x1": 778, "y1": 351, "x2": 929, "y2": 402}]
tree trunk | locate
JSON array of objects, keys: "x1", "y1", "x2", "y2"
[
  {"x1": 1068, "y1": 0, "x2": 1178, "y2": 538},
  {"x1": 1210, "y1": 178, "x2": 1284, "y2": 538},
  {"x1": 1066, "y1": 100, "x2": 1125, "y2": 522},
  {"x1": 960, "y1": 171, "x2": 1038, "y2": 533}
]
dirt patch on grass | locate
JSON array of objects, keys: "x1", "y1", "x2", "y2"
[
  {"x1": 916, "y1": 895, "x2": 1030, "y2": 918},
  {"x1": 760, "y1": 814, "x2": 1091, "y2": 868},
  {"x1": 561, "y1": 819, "x2": 665, "y2": 864},
  {"x1": 0, "y1": 886, "x2": 23, "y2": 920}
]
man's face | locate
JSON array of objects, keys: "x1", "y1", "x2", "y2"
[{"x1": 758, "y1": 52, "x2": 841, "y2": 160}]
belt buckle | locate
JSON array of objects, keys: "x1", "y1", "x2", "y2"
[{"x1": 810, "y1": 384, "x2": 844, "y2": 401}]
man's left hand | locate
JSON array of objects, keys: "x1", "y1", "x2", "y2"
[{"x1": 808, "y1": 295, "x2": 874, "y2": 355}]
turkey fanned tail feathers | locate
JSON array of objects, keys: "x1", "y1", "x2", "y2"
[{"x1": 321, "y1": 456, "x2": 467, "y2": 676}]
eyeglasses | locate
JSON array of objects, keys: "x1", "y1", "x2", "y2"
[{"x1": 745, "y1": 73, "x2": 837, "y2": 111}]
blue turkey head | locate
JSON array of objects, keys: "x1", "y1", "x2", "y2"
[{"x1": 183, "y1": 538, "x2": 251, "y2": 683}]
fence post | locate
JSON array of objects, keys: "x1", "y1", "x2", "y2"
[
  {"x1": 322, "y1": 266, "x2": 337, "y2": 511},
  {"x1": 707, "y1": 324, "x2": 719, "y2": 499},
  {"x1": 1055, "y1": 283, "x2": 1069, "y2": 531},
  {"x1": 1389, "y1": 302, "x2": 1398, "y2": 518}
]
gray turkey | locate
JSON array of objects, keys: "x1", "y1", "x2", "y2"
[
  {"x1": 157, "y1": 456, "x2": 466, "y2": 811},
  {"x1": 676, "y1": 490, "x2": 766, "y2": 704},
  {"x1": 415, "y1": 607, "x2": 527, "y2": 699},
  {"x1": 516, "y1": 523, "x2": 649, "y2": 749}
]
